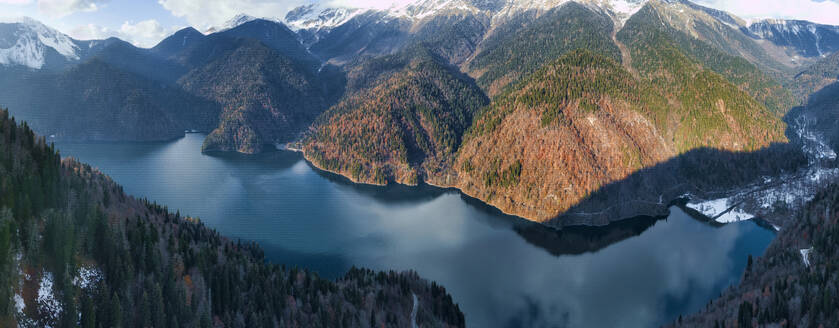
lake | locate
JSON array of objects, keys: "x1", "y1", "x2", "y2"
[{"x1": 55, "y1": 134, "x2": 775, "y2": 328}]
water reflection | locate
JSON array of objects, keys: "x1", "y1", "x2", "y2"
[
  {"x1": 514, "y1": 215, "x2": 664, "y2": 256},
  {"x1": 56, "y1": 134, "x2": 775, "y2": 328}
]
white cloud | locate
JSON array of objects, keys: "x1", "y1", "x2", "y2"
[
  {"x1": 68, "y1": 19, "x2": 180, "y2": 48},
  {"x1": 119, "y1": 19, "x2": 177, "y2": 48},
  {"x1": 157, "y1": 0, "x2": 305, "y2": 31},
  {"x1": 696, "y1": 0, "x2": 839, "y2": 25},
  {"x1": 38, "y1": 0, "x2": 108, "y2": 17},
  {"x1": 68, "y1": 22, "x2": 110, "y2": 39},
  {"x1": 0, "y1": 0, "x2": 33, "y2": 4}
]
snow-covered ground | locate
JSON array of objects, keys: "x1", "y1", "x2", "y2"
[
  {"x1": 686, "y1": 198, "x2": 755, "y2": 223},
  {"x1": 794, "y1": 116, "x2": 837, "y2": 162},
  {"x1": 686, "y1": 115, "x2": 839, "y2": 227}
]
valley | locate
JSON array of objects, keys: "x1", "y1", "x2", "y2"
[{"x1": 2, "y1": 0, "x2": 839, "y2": 326}]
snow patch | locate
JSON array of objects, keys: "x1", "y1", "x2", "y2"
[
  {"x1": 14, "y1": 293, "x2": 25, "y2": 312},
  {"x1": 800, "y1": 247, "x2": 813, "y2": 267},
  {"x1": 38, "y1": 272, "x2": 62, "y2": 320},
  {"x1": 411, "y1": 293, "x2": 419, "y2": 328},
  {"x1": 606, "y1": 0, "x2": 646, "y2": 23},
  {"x1": 686, "y1": 198, "x2": 755, "y2": 223},
  {"x1": 73, "y1": 266, "x2": 103, "y2": 290}
]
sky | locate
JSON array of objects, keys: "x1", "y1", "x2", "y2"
[{"x1": 0, "y1": 0, "x2": 838, "y2": 48}]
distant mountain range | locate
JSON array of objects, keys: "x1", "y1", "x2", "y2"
[{"x1": 0, "y1": 0, "x2": 838, "y2": 225}]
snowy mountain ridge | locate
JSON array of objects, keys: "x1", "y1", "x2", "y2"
[
  {"x1": 747, "y1": 18, "x2": 839, "y2": 58},
  {"x1": 282, "y1": 0, "x2": 649, "y2": 31},
  {"x1": 0, "y1": 16, "x2": 80, "y2": 69}
]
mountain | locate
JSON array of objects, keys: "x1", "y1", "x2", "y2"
[
  {"x1": 789, "y1": 51, "x2": 839, "y2": 152},
  {"x1": 178, "y1": 37, "x2": 341, "y2": 153},
  {"x1": 301, "y1": 46, "x2": 488, "y2": 185},
  {"x1": 217, "y1": 19, "x2": 320, "y2": 69},
  {"x1": 465, "y1": 2, "x2": 621, "y2": 96},
  {"x1": 0, "y1": 59, "x2": 219, "y2": 141},
  {"x1": 747, "y1": 19, "x2": 839, "y2": 59},
  {"x1": 0, "y1": 108, "x2": 465, "y2": 327},
  {"x1": 620, "y1": 0, "x2": 796, "y2": 113},
  {"x1": 150, "y1": 27, "x2": 206, "y2": 59},
  {"x1": 451, "y1": 44, "x2": 786, "y2": 221},
  {"x1": 1, "y1": 2, "x2": 831, "y2": 221},
  {"x1": 0, "y1": 17, "x2": 82, "y2": 71},
  {"x1": 285, "y1": 4, "x2": 366, "y2": 31},
  {"x1": 298, "y1": 0, "x2": 793, "y2": 222},
  {"x1": 88, "y1": 38, "x2": 189, "y2": 84}
]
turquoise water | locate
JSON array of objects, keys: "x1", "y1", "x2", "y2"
[{"x1": 56, "y1": 134, "x2": 775, "y2": 328}]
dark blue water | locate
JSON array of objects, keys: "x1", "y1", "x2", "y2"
[{"x1": 56, "y1": 134, "x2": 775, "y2": 328}]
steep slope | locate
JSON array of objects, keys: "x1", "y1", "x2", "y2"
[
  {"x1": 452, "y1": 43, "x2": 786, "y2": 222},
  {"x1": 0, "y1": 59, "x2": 218, "y2": 142},
  {"x1": 793, "y1": 49, "x2": 839, "y2": 98},
  {"x1": 307, "y1": 11, "x2": 413, "y2": 64},
  {"x1": 0, "y1": 17, "x2": 81, "y2": 71},
  {"x1": 0, "y1": 109, "x2": 465, "y2": 327},
  {"x1": 634, "y1": 1, "x2": 796, "y2": 113},
  {"x1": 0, "y1": 17, "x2": 117, "y2": 71},
  {"x1": 747, "y1": 19, "x2": 839, "y2": 59},
  {"x1": 178, "y1": 38, "x2": 341, "y2": 153},
  {"x1": 676, "y1": 184, "x2": 839, "y2": 327},
  {"x1": 408, "y1": 11, "x2": 491, "y2": 66},
  {"x1": 466, "y1": 2, "x2": 621, "y2": 96},
  {"x1": 302, "y1": 47, "x2": 488, "y2": 185},
  {"x1": 218, "y1": 19, "x2": 320, "y2": 70}
]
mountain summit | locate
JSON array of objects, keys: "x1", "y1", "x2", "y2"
[{"x1": 0, "y1": 17, "x2": 80, "y2": 69}]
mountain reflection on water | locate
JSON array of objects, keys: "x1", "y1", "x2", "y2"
[{"x1": 56, "y1": 134, "x2": 775, "y2": 328}]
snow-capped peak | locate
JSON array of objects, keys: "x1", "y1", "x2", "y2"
[
  {"x1": 206, "y1": 14, "x2": 285, "y2": 33},
  {"x1": 285, "y1": 4, "x2": 366, "y2": 31},
  {"x1": 387, "y1": 0, "x2": 485, "y2": 21},
  {"x1": 0, "y1": 16, "x2": 80, "y2": 69}
]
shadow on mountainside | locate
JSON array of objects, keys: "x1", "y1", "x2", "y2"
[{"x1": 549, "y1": 104, "x2": 827, "y2": 228}]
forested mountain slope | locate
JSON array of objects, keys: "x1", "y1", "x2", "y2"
[
  {"x1": 451, "y1": 45, "x2": 786, "y2": 221},
  {"x1": 465, "y1": 2, "x2": 621, "y2": 96},
  {"x1": 793, "y1": 50, "x2": 839, "y2": 98},
  {"x1": 0, "y1": 60, "x2": 218, "y2": 142},
  {"x1": 624, "y1": 1, "x2": 796, "y2": 114},
  {"x1": 0, "y1": 109, "x2": 465, "y2": 327},
  {"x1": 294, "y1": 0, "x2": 796, "y2": 223},
  {"x1": 178, "y1": 38, "x2": 343, "y2": 153},
  {"x1": 302, "y1": 47, "x2": 488, "y2": 185}
]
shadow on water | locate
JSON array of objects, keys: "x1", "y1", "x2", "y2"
[
  {"x1": 204, "y1": 148, "x2": 302, "y2": 172},
  {"x1": 56, "y1": 138, "x2": 175, "y2": 162},
  {"x1": 514, "y1": 215, "x2": 666, "y2": 257},
  {"x1": 257, "y1": 242, "x2": 353, "y2": 280}
]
